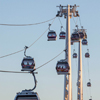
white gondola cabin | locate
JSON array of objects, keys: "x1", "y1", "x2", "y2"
[
  {"x1": 85, "y1": 52, "x2": 90, "y2": 58},
  {"x1": 21, "y1": 56, "x2": 35, "y2": 71},
  {"x1": 87, "y1": 82, "x2": 91, "y2": 87},
  {"x1": 59, "y1": 31, "x2": 66, "y2": 39},
  {"x1": 56, "y1": 59, "x2": 70, "y2": 75},
  {"x1": 71, "y1": 32, "x2": 79, "y2": 41},
  {"x1": 82, "y1": 39, "x2": 88, "y2": 45},
  {"x1": 14, "y1": 90, "x2": 40, "y2": 100},
  {"x1": 47, "y1": 30, "x2": 57, "y2": 41},
  {"x1": 73, "y1": 53, "x2": 77, "y2": 58}
]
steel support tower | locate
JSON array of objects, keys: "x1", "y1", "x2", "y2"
[
  {"x1": 76, "y1": 27, "x2": 87, "y2": 100},
  {"x1": 64, "y1": 5, "x2": 71, "y2": 100},
  {"x1": 56, "y1": 4, "x2": 79, "y2": 100},
  {"x1": 77, "y1": 39, "x2": 83, "y2": 100}
]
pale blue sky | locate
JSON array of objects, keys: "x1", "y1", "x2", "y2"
[{"x1": 0, "y1": 0, "x2": 99, "y2": 100}]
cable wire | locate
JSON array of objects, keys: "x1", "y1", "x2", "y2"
[
  {"x1": 72, "y1": 17, "x2": 78, "y2": 28},
  {"x1": 0, "y1": 17, "x2": 56, "y2": 26},
  {"x1": 28, "y1": 16, "x2": 56, "y2": 48},
  {"x1": 79, "y1": 16, "x2": 82, "y2": 27},
  {"x1": 58, "y1": 17, "x2": 66, "y2": 31},
  {"x1": 0, "y1": 70, "x2": 29, "y2": 73},
  {"x1": 0, "y1": 50, "x2": 64, "y2": 73},
  {"x1": 0, "y1": 70, "x2": 38, "y2": 74},
  {"x1": 0, "y1": 49, "x2": 24, "y2": 58},
  {"x1": 0, "y1": 16, "x2": 56, "y2": 58},
  {"x1": 87, "y1": 58, "x2": 90, "y2": 79},
  {"x1": 87, "y1": 58, "x2": 92, "y2": 99},
  {"x1": 35, "y1": 50, "x2": 64, "y2": 70},
  {"x1": 82, "y1": 53, "x2": 89, "y2": 99}
]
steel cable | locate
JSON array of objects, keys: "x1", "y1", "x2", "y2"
[
  {"x1": 0, "y1": 17, "x2": 56, "y2": 58},
  {"x1": 0, "y1": 49, "x2": 24, "y2": 58},
  {"x1": 58, "y1": 17, "x2": 66, "y2": 31},
  {"x1": 87, "y1": 58, "x2": 90, "y2": 79},
  {"x1": 0, "y1": 17, "x2": 56, "y2": 26},
  {"x1": 0, "y1": 49, "x2": 64, "y2": 73},
  {"x1": 82, "y1": 50, "x2": 89, "y2": 99},
  {"x1": 72, "y1": 16, "x2": 78, "y2": 28},
  {"x1": 36, "y1": 50, "x2": 64, "y2": 70},
  {"x1": 79, "y1": 16, "x2": 82, "y2": 27},
  {"x1": 28, "y1": 16, "x2": 56, "y2": 48},
  {"x1": 0, "y1": 70, "x2": 29, "y2": 73}
]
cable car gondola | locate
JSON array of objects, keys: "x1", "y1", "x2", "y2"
[
  {"x1": 87, "y1": 82, "x2": 91, "y2": 87},
  {"x1": 56, "y1": 59, "x2": 70, "y2": 75},
  {"x1": 71, "y1": 31, "x2": 79, "y2": 41},
  {"x1": 47, "y1": 24, "x2": 57, "y2": 41},
  {"x1": 21, "y1": 56, "x2": 35, "y2": 71},
  {"x1": 47, "y1": 30, "x2": 57, "y2": 41},
  {"x1": 59, "y1": 26, "x2": 66, "y2": 39},
  {"x1": 87, "y1": 79, "x2": 91, "y2": 87},
  {"x1": 82, "y1": 39, "x2": 88, "y2": 45},
  {"x1": 14, "y1": 90, "x2": 40, "y2": 100},
  {"x1": 73, "y1": 49, "x2": 77, "y2": 58},
  {"x1": 85, "y1": 49, "x2": 90, "y2": 58},
  {"x1": 59, "y1": 31, "x2": 66, "y2": 39},
  {"x1": 85, "y1": 52, "x2": 90, "y2": 58},
  {"x1": 71, "y1": 25, "x2": 80, "y2": 41},
  {"x1": 21, "y1": 46, "x2": 35, "y2": 71},
  {"x1": 73, "y1": 53, "x2": 77, "y2": 58}
]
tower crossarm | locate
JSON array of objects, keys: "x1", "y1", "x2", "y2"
[{"x1": 56, "y1": 4, "x2": 79, "y2": 18}]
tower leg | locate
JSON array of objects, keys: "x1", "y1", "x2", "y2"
[
  {"x1": 64, "y1": 5, "x2": 72, "y2": 100},
  {"x1": 77, "y1": 39, "x2": 83, "y2": 100}
]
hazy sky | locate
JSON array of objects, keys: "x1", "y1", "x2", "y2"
[{"x1": 0, "y1": 0, "x2": 99, "y2": 100}]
